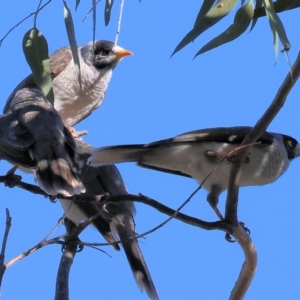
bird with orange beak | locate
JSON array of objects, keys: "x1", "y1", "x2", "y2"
[{"x1": 4, "y1": 40, "x2": 132, "y2": 127}]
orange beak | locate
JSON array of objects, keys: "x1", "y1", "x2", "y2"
[{"x1": 115, "y1": 47, "x2": 133, "y2": 59}]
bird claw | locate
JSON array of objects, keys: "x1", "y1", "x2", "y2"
[
  {"x1": 48, "y1": 195, "x2": 57, "y2": 203},
  {"x1": 239, "y1": 222, "x2": 251, "y2": 235},
  {"x1": 224, "y1": 221, "x2": 251, "y2": 242}
]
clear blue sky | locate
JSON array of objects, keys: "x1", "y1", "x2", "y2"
[{"x1": 0, "y1": 1, "x2": 300, "y2": 299}]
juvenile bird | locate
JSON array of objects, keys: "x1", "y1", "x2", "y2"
[
  {"x1": 0, "y1": 88, "x2": 85, "y2": 197},
  {"x1": 59, "y1": 139, "x2": 158, "y2": 300}
]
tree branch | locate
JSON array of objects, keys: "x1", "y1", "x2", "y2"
[
  {"x1": 55, "y1": 219, "x2": 79, "y2": 300},
  {"x1": 0, "y1": 209, "x2": 12, "y2": 287},
  {"x1": 254, "y1": 0, "x2": 300, "y2": 19},
  {"x1": 224, "y1": 51, "x2": 300, "y2": 298}
]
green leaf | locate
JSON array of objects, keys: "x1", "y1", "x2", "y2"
[
  {"x1": 105, "y1": 0, "x2": 114, "y2": 26},
  {"x1": 75, "y1": 0, "x2": 80, "y2": 11},
  {"x1": 195, "y1": 0, "x2": 254, "y2": 57},
  {"x1": 263, "y1": 0, "x2": 290, "y2": 56},
  {"x1": 194, "y1": 0, "x2": 215, "y2": 24},
  {"x1": 63, "y1": 0, "x2": 81, "y2": 89},
  {"x1": 172, "y1": 0, "x2": 239, "y2": 56},
  {"x1": 250, "y1": 0, "x2": 262, "y2": 31},
  {"x1": 22, "y1": 28, "x2": 54, "y2": 105}
]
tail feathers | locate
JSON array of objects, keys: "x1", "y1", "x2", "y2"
[
  {"x1": 36, "y1": 158, "x2": 85, "y2": 197},
  {"x1": 88, "y1": 145, "x2": 146, "y2": 166},
  {"x1": 112, "y1": 214, "x2": 158, "y2": 300}
]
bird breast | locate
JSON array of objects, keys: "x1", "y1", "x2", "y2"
[
  {"x1": 53, "y1": 60, "x2": 113, "y2": 127},
  {"x1": 187, "y1": 140, "x2": 291, "y2": 192}
]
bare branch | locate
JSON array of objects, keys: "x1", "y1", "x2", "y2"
[
  {"x1": 254, "y1": 0, "x2": 300, "y2": 19},
  {"x1": 225, "y1": 51, "x2": 300, "y2": 224},
  {"x1": 0, "y1": 209, "x2": 12, "y2": 287},
  {"x1": 229, "y1": 225, "x2": 257, "y2": 300},
  {"x1": 115, "y1": 0, "x2": 125, "y2": 45},
  {"x1": 224, "y1": 51, "x2": 300, "y2": 298},
  {"x1": 55, "y1": 219, "x2": 79, "y2": 300}
]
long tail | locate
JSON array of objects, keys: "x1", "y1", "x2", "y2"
[
  {"x1": 110, "y1": 209, "x2": 159, "y2": 300},
  {"x1": 88, "y1": 145, "x2": 146, "y2": 166},
  {"x1": 76, "y1": 139, "x2": 158, "y2": 299}
]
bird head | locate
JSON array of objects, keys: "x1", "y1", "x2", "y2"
[{"x1": 81, "y1": 40, "x2": 132, "y2": 70}]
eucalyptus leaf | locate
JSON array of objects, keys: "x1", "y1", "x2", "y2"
[
  {"x1": 172, "y1": 0, "x2": 238, "y2": 56},
  {"x1": 194, "y1": 0, "x2": 215, "y2": 24},
  {"x1": 263, "y1": 0, "x2": 290, "y2": 55},
  {"x1": 105, "y1": 0, "x2": 114, "y2": 26},
  {"x1": 250, "y1": 0, "x2": 262, "y2": 31},
  {"x1": 75, "y1": 0, "x2": 80, "y2": 11},
  {"x1": 63, "y1": 0, "x2": 81, "y2": 89},
  {"x1": 195, "y1": 0, "x2": 254, "y2": 57},
  {"x1": 22, "y1": 28, "x2": 54, "y2": 105}
]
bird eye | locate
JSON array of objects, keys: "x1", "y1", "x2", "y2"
[{"x1": 96, "y1": 49, "x2": 110, "y2": 56}]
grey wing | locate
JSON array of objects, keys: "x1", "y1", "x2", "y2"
[
  {"x1": 76, "y1": 139, "x2": 158, "y2": 300},
  {"x1": 154, "y1": 126, "x2": 275, "y2": 145},
  {"x1": 0, "y1": 114, "x2": 36, "y2": 168},
  {"x1": 3, "y1": 46, "x2": 72, "y2": 113}
]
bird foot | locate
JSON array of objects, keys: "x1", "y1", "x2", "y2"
[
  {"x1": 67, "y1": 126, "x2": 88, "y2": 138},
  {"x1": 225, "y1": 222, "x2": 251, "y2": 242},
  {"x1": 4, "y1": 165, "x2": 22, "y2": 188}
]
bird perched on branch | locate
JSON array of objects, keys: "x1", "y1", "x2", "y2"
[
  {"x1": 0, "y1": 88, "x2": 85, "y2": 197},
  {"x1": 4, "y1": 40, "x2": 132, "y2": 127},
  {"x1": 59, "y1": 139, "x2": 158, "y2": 300},
  {"x1": 87, "y1": 126, "x2": 300, "y2": 219}
]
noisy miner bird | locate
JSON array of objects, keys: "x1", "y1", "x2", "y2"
[
  {"x1": 59, "y1": 139, "x2": 158, "y2": 300},
  {"x1": 4, "y1": 40, "x2": 132, "y2": 127},
  {"x1": 0, "y1": 88, "x2": 85, "y2": 197},
  {"x1": 87, "y1": 126, "x2": 300, "y2": 218}
]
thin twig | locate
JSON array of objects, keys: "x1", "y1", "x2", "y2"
[
  {"x1": 0, "y1": 209, "x2": 12, "y2": 286},
  {"x1": 115, "y1": 0, "x2": 125, "y2": 45},
  {"x1": 82, "y1": 0, "x2": 101, "y2": 22},
  {"x1": 34, "y1": 0, "x2": 43, "y2": 27},
  {"x1": 0, "y1": 0, "x2": 52, "y2": 47}
]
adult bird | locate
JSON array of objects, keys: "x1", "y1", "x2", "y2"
[
  {"x1": 59, "y1": 139, "x2": 158, "y2": 300},
  {"x1": 87, "y1": 126, "x2": 300, "y2": 218},
  {"x1": 4, "y1": 40, "x2": 132, "y2": 127},
  {"x1": 0, "y1": 88, "x2": 85, "y2": 197}
]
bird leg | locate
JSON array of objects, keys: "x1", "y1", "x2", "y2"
[
  {"x1": 4, "y1": 165, "x2": 22, "y2": 188},
  {"x1": 207, "y1": 187, "x2": 224, "y2": 220},
  {"x1": 67, "y1": 126, "x2": 88, "y2": 138}
]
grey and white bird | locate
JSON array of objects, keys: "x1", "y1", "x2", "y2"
[
  {"x1": 4, "y1": 40, "x2": 132, "y2": 127},
  {"x1": 0, "y1": 88, "x2": 85, "y2": 197},
  {"x1": 59, "y1": 139, "x2": 158, "y2": 300},
  {"x1": 87, "y1": 126, "x2": 300, "y2": 218}
]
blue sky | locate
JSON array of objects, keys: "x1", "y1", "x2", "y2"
[{"x1": 0, "y1": 1, "x2": 300, "y2": 299}]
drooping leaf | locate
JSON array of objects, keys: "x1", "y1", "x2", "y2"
[
  {"x1": 75, "y1": 0, "x2": 80, "y2": 11},
  {"x1": 250, "y1": 0, "x2": 262, "y2": 31},
  {"x1": 263, "y1": 0, "x2": 290, "y2": 56},
  {"x1": 63, "y1": 0, "x2": 81, "y2": 89},
  {"x1": 172, "y1": 0, "x2": 239, "y2": 56},
  {"x1": 105, "y1": 0, "x2": 114, "y2": 26},
  {"x1": 195, "y1": 0, "x2": 254, "y2": 57},
  {"x1": 22, "y1": 28, "x2": 54, "y2": 105},
  {"x1": 194, "y1": 0, "x2": 215, "y2": 24}
]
